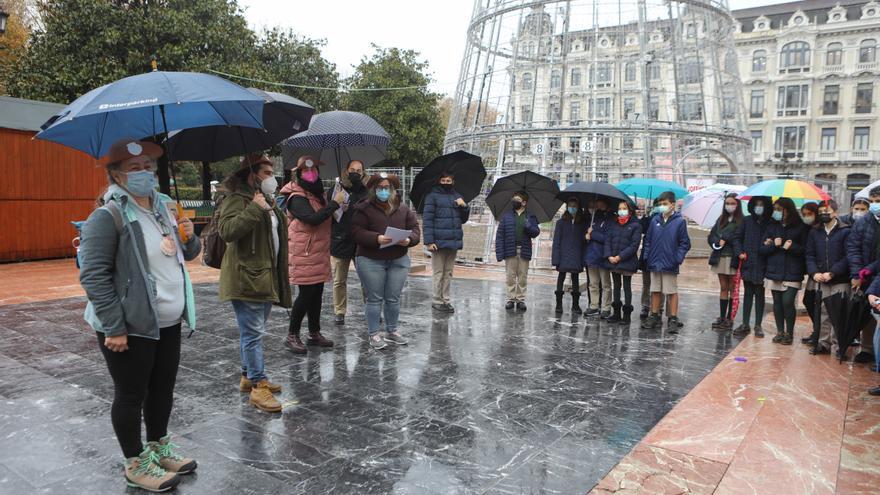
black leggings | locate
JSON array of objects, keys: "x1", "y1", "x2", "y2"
[
  {"x1": 611, "y1": 272, "x2": 633, "y2": 306},
  {"x1": 771, "y1": 287, "x2": 798, "y2": 335},
  {"x1": 741, "y1": 281, "x2": 765, "y2": 326},
  {"x1": 556, "y1": 271, "x2": 581, "y2": 293},
  {"x1": 289, "y1": 282, "x2": 325, "y2": 334},
  {"x1": 97, "y1": 324, "x2": 181, "y2": 459}
]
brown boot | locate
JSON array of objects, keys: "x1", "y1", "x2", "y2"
[
  {"x1": 249, "y1": 380, "x2": 282, "y2": 413},
  {"x1": 125, "y1": 447, "x2": 180, "y2": 492},
  {"x1": 285, "y1": 333, "x2": 307, "y2": 354},
  {"x1": 239, "y1": 375, "x2": 281, "y2": 393},
  {"x1": 307, "y1": 331, "x2": 334, "y2": 347},
  {"x1": 148, "y1": 435, "x2": 198, "y2": 474}
]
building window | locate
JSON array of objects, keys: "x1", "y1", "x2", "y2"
[
  {"x1": 570, "y1": 101, "x2": 580, "y2": 123},
  {"x1": 776, "y1": 84, "x2": 809, "y2": 116},
  {"x1": 750, "y1": 90, "x2": 765, "y2": 118},
  {"x1": 686, "y1": 24, "x2": 697, "y2": 39},
  {"x1": 752, "y1": 50, "x2": 767, "y2": 72},
  {"x1": 751, "y1": 130, "x2": 763, "y2": 153},
  {"x1": 678, "y1": 57, "x2": 702, "y2": 84},
  {"x1": 679, "y1": 94, "x2": 703, "y2": 121},
  {"x1": 521, "y1": 139, "x2": 530, "y2": 152},
  {"x1": 570, "y1": 68, "x2": 581, "y2": 86},
  {"x1": 848, "y1": 173, "x2": 871, "y2": 190},
  {"x1": 625, "y1": 62, "x2": 636, "y2": 82},
  {"x1": 780, "y1": 41, "x2": 810, "y2": 70},
  {"x1": 854, "y1": 127, "x2": 871, "y2": 150},
  {"x1": 860, "y1": 39, "x2": 877, "y2": 63},
  {"x1": 569, "y1": 137, "x2": 580, "y2": 153},
  {"x1": 823, "y1": 85, "x2": 839, "y2": 115},
  {"x1": 774, "y1": 126, "x2": 807, "y2": 153},
  {"x1": 548, "y1": 137, "x2": 560, "y2": 149},
  {"x1": 826, "y1": 42, "x2": 843, "y2": 65},
  {"x1": 521, "y1": 105, "x2": 532, "y2": 123},
  {"x1": 549, "y1": 103, "x2": 561, "y2": 124},
  {"x1": 589, "y1": 97, "x2": 612, "y2": 119},
  {"x1": 522, "y1": 73, "x2": 532, "y2": 90},
  {"x1": 649, "y1": 96, "x2": 659, "y2": 119},
  {"x1": 820, "y1": 128, "x2": 837, "y2": 151},
  {"x1": 550, "y1": 70, "x2": 561, "y2": 89},
  {"x1": 624, "y1": 97, "x2": 636, "y2": 119},
  {"x1": 649, "y1": 63, "x2": 660, "y2": 80},
  {"x1": 590, "y1": 63, "x2": 613, "y2": 84},
  {"x1": 723, "y1": 94, "x2": 736, "y2": 119},
  {"x1": 856, "y1": 83, "x2": 873, "y2": 113}
]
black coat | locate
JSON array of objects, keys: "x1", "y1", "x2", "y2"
[
  {"x1": 805, "y1": 221, "x2": 851, "y2": 285},
  {"x1": 733, "y1": 197, "x2": 772, "y2": 284},
  {"x1": 328, "y1": 183, "x2": 368, "y2": 259},
  {"x1": 846, "y1": 213, "x2": 880, "y2": 279},
  {"x1": 552, "y1": 218, "x2": 587, "y2": 273},
  {"x1": 760, "y1": 221, "x2": 809, "y2": 282},
  {"x1": 708, "y1": 220, "x2": 740, "y2": 269}
]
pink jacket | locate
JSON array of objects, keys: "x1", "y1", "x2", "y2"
[{"x1": 281, "y1": 181, "x2": 332, "y2": 285}]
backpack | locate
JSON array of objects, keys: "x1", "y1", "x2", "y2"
[
  {"x1": 201, "y1": 193, "x2": 227, "y2": 269},
  {"x1": 73, "y1": 201, "x2": 124, "y2": 269}
]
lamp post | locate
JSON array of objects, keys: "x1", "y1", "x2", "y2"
[{"x1": 0, "y1": 10, "x2": 9, "y2": 35}]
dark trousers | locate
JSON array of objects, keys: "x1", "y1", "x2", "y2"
[
  {"x1": 612, "y1": 272, "x2": 633, "y2": 306},
  {"x1": 97, "y1": 324, "x2": 181, "y2": 459},
  {"x1": 556, "y1": 271, "x2": 581, "y2": 293},
  {"x1": 771, "y1": 287, "x2": 798, "y2": 335},
  {"x1": 289, "y1": 282, "x2": 325, "y2": 335}
]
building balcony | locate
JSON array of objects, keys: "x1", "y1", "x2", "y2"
[
  {"x1": 824, "y1": 64, "x2": 844, "y2": 74},
  {"x1": 816, "y1": 151, "x2": 839, "y2": 162},
  {"x1": 857, "y1": 62, "x2": 878, "y2": 71},
  {"x1": 845, "y1": 150, "x2": 879, "y2": 162}
]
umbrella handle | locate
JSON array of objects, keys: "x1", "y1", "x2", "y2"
[{"x1": 175, "y1": 202, "x2": 189, "y2": 243}]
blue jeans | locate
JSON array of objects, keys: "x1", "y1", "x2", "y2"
[
  {"x1": 356, "y1": 255, "x2": 410, "y2": 335},
  {"x1": 231, "y1": 300, "x2": 272, "y2": 384}
]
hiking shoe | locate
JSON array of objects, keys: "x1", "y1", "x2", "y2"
[
  {"x1": 854, "y1": 351, "x2": 875, "y2": 364},
  {"x1": 505, "y1": 301, "x2": 515, "y2": 310},
  {"x1": 125, "y1": 448, "x2": 180, "y2": 492},
  {"x1": 285, "y1": 334, "x2": 307, "y2": 354},
  {"x1": 335, "y1": 314, "x2": 345, "y2": 325},
  {"x1": 584, "y1": 308, "x2": 600, "y2": 317},
  {"x1": 599, "y1": 310, "x2": 612, "y2": 319},
  {"x1": 667, "y1": 316, "x2": 682, "y2": 334},
  {"x1": 732, "y1": 324, "x2": 751, "y2": 336},
  {"x1": 384, "y1": 332, "x2": 408, "y2": 345},
  {"x1": 641, "y1": 313, "x2": 661, "y2": 330},
  {"x1": 307, "y1": 331, "x2": 334, "y2": 347},
  {"x1": 369, "y1": 334, "x2": 387, "y2": 350},
  {"x1": 239, "y1": 375, "x2": 281, "y2": 393},
  {"x1": 149, "y1": 435, "x2": 197, "y2": 474},
  {"x1": 249, "y1": 380, "x2": 282, "y2": 413},
  {"x1": 516, "y1": 302, "x2": 527, "y2": 312}
]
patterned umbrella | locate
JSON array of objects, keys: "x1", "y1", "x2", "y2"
[
  {"x1": 280, "y1": 111, "x2": 390, "y2": 178},
  {"x1": 730, "y1": 259, "x2": 743, "y2": 320},
  {"x1": 739, "y1": 179, "x2": 830, "y2": 204}
]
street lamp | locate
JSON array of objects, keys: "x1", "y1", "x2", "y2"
[{"x1": 0, "y1": 10, "x2": 9, "y2": 35}]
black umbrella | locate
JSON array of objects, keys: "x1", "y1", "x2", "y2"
[
  {"x1": 833, "y1": 291, "x2": 872, "y2": 361},
  {"x1": 409, "y1": 151, "x2": 487, "y2": 213},
  {"x1": 486, "y1": 171, "x2": 562, "y2": 223},
  {"x1": 165, "y1": 88, "x2": 314, "y2": 162},
  {"x1": 557, "y1": 181, "x2": 631, "y2": 208},
  {"x1": 808, "y1": 287, "x2": 823, "y2": 351}
]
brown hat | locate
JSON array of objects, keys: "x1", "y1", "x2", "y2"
[
  {"x1": 366, "y1": 172, "x2": 400, "y2": 190},
  {"x1": 240, "y1": 153, "x2": 273, "y2": 169},
  {"x1": 104, "y1": 140, "x2": 163, "y2": 164}
]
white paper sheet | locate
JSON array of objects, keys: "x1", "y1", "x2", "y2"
[{"x1": 381, "y1": 227, "x2": 412, "y2": 249}]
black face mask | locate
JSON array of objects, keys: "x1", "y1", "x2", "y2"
[
  {"x1": 512, "y1": 200, "x2": 523, "y2": 210},
  {"x1": 348, "y1": 173, "x2": 362, "y2": 184},
  {"x1": 441, "y1": 183, "x2": 454, "y2": 192},
  {"x1": 819, "y1": 213, "x2": 833, "y2": 224}
]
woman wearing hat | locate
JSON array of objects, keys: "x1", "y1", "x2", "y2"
[
  {"x1": 279, "y1": 155, "x2": 344, "y2": 353},
  {"x1": 350, "y1": 173, "x2": 421, "y2": 349},
  {"x1": 218, "y1": 154, "x2": 291, "y2": 413},
  {"x1": 79, "y1": 140, "x2": 199, "y2": 492}
]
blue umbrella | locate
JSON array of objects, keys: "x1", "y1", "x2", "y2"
[
  {"x1": 615, "y1": 178, "x2": 688, "y2": 201},
  {"x1": 280, "y1": 110, "x2": 390, "y2": 178},
  {"x1": 36, "y1": 71, "x2": 265, "y2": 159}
]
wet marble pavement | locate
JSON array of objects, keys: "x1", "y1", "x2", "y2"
[{"x1": 0, "y1": 276, "x2": 738, "y2": 494}]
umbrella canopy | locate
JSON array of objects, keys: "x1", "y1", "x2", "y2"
[
  {"x1": 615, "y1": 178, "x2": 687, "y2": 200},
  {"x1": 36, "y1": 71, "x2": 265, "y2": 158},
  {"x1": 739, "y1": 179, "x2": 830, "y2": 204},
  {"x1": 855, "y1": 179, "x2": 880, "y2": 199},
  {"x1": 165, "y1": 88, "x2": 314, "y2": 162},
  {"x1": 833, "y1": 292, "x2": 873, "y2": 362},
  {"x1": 409, "y1": 150, "x2": 486, "y2": 213},
  {"x1": 557, "y1": 181, "x2": 631, "y2": 208},
  {"x1": 681, "y1": 185, "x2": 747, "y2": 228},
  {"x1": 280, "y1": 111, "x2": 390, "y2": 178},
  {"x1": 485, "y1": 171, "x2": 562, "y2": 223}
]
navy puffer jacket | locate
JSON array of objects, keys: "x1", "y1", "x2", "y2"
[
  {"x1": 643, "y1": 212, "x2": 691, "y2": 274},
  {"x1": 552, "y1": 217, "x2": 587, "y2": 273},
  {"x1": 495, "y1": 210, "x2": 540, "y2": 261},
  {"x1": 806, "y1": 221, "x2": 851, "y2": 285},
  {"x1": 583, "y1": 212, "x2": 611, "y2": 268},
  {"x1": 733, "y1": 197, "x2": 772, "y2": 284},
  {"x1": 846, "y1": 214, "x2": 880, "y2": 279},
  {"x1": 708, "y1": 220, "x2": 740, "y2": 269},
  {"x1": 422, "y1": 186, "x2": 469, "y2": 250},
  {"x1": 604, "y1": 216, "x2": 643, "y2": 273},
  {"x1": 760, "y1": 221, "x2": 809, "y2": 282}
]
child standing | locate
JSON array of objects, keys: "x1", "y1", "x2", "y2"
[
  {"x1": 552, "y1": 198, "x2": 587, "y2": 314},
  {"x1": 732, "y1": 197, "x2": 772, "y2": 337},
  {"x1": 604, "y1": 200, "x2": 643, "y2": 324},
  {"x1": 641, "y1": 191, "x2": 691, "y2": 332},
  {"x1": 708, "y1": 193, "x2": 743, "y2": 331},
  {"x1": 584, "y1": 199, "x2": 612, "y2": 318},
  {"x1": 805, "y1": 200, "x2": 850, "y2": 355},
  {"x1": 761, "y1": 198, "x2": 809, "y2": 345}
]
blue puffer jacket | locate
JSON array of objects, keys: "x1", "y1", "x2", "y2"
[
  {"x1": 643, "y1": 212, "x2": 691, "y2": 274},
  {"x1": 583, "y1": 211, "x2": 611, "y2": 268},
  {"x1": 760, "y1": 221, "x2": 808, "y2": 282},
  {"x1": 846, "y1": 214, "x2": 880, "y2": 279},
  {"x1": 806, "y1": 221, "x2": 851, "y2": 285},
  {"x1": 733, "y1": 197, "x2": 772, "y2": 284},
  {"x1": 423, "y1": 186, "x2": 469, "y2": 251},
  {"x1": 552, "y1": 217, "x2": 587, "y2": 273},
  {"x1": 495, "y1": 210, "x2": 540, "y2": 261},
  {"x1": 604, "y1": 216, "x2": 643, "y2": 273}
]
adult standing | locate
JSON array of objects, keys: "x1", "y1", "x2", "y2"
[
  {"x1": 219, "y1": 154, "x2": 292, "y2": 413},
  {"x1": 351, "y1": 173, "x2": 421, "y2": 349},
  {"x1": 281, "y1": 156, "x2": 343, "y2": 353},
  {"x1": 732, "y1": 197, "x2": 772, "y2": 337},
  {"x1": 708, "y1": 194, "x2": 744, "y2": 331},
  {"x1": 495, "y1": 191, "x2": 541, "y2": 311},
  {"x1": 80, "y1": 140, "x2": 199, "y2": 492},
  {"x1": 761, "y1": 198, "x2": 808, "y2": 345},
  {"x1": 846, "y1": 186, "x2": 880, "y2": 364},
  {"x1": 423, "y1": 172, "x2": 470, "y2": 313},
  {"x1": 329, "y1": 160, "x2": 368, "y2": 325}
]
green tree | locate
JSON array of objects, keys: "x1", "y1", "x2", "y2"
[
  {"x1": 343, "y1": 46, "x2": 445, "y2": 167},
  {"x1": 0, "y1": 0, "x2": 32, "y2": 95}
]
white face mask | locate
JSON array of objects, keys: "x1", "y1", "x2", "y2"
[
  {"x1": 259, "y1": 175, "x2": 278, "y2": 196},
  {"x1": 724, "y1": 204, "x2": 737, "y2": 214}
]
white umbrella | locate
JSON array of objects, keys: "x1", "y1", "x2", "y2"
[
  {"x1": 855, "y1": 179, "x2": 880, "y2": 199},
  {"x1": 682, "y1": 185, "x2": 747, "y2": 227}
]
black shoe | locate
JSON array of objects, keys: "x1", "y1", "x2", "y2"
[
  {"x1": 854, "y1": 351, "x2": 875, "y2": 363},
  {"x1": 772, "y1": 332, "x2": 784, "y2": 343},
  {"x1": 711, "y1": 317, "x2": 725, "y2": 329},
  {"x1": 667, "y1": 316, "x2": 682, "y2": 334},
  {"x1": 869, "y1": 386, "x2": 880, "y2": 396},
  {"x1": 443, "y1": 304, "x2": 455, "y2": 313},
  {"x1": 781, "y1": 334, "x2": 793, "y2": 345},
  {"x1": 641, "y1": 313, "x2": 661, "y2": 329},
  {"x1": 620, "y1": 305, "x2": 634, "y2": 325},
  {"x1": 639, "y1": 307, "x2": 649, "y2": 320},
  {"x1": 584, "y1": 308, "x2": 600, "y2": 317},
  {"x1": 732, "y1": 324, "x2": 751, "y2": 336},
  {"x1": 571, "y1": 292, "x2": 582, "y2": 314},
  {"x1": 810, "y1": 347, "x2": 831, "y2": 355},
  {"x1": 334, "y1": 314, "x2": 345, "y2": 325},
  {"x1": 754, "y1": 325, "x2": 764, "y2": 338},
  {"x1": 506, "y1": 301, "x2": 515, "y2": 310},
  {"x1": 599, "y1": 310, "x2": 612, "y2": 320},
  {"x1": 516, "y1": 301, "x2": 527, "y2": 312},
  {"x1": 554, "y1": 290, "x2": 564, "y2": 315},
  {"x1": 432, "y1": 303, "x2": 448, "y2": 312},
  {"x1": 801, "y1": 337, "x2": 815, "y2": 344}
]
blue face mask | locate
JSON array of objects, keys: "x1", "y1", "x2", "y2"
[
  {"x1": 376, "y1": 188, "x2": 391, "y2": 202},
  {"x1": 772, "y1": 210, "x2": 783, "y2": 222},
  {"x1": 870, "y1": 203, "x2": 880, "y2": 216},
  {"x1": 567, "y1": 206, "x2": 578, "y2": 215},
  {"x1": 654, "y1": 205, "x2": 669, "y2": 215},
  {"x1": 124, "y1": 170, "x2": 157, "y2": 197},
  {"x1": 754, "y1": 206, "x2": 765, "y2": 216}
]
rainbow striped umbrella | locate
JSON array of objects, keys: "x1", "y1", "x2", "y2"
[{"x1": 739, "y1": 179, "x2": 830, "y2": 204}]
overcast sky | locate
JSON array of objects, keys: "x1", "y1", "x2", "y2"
[{"x1": 240, "y1": 0, "x2": 792, "y2": 96}]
